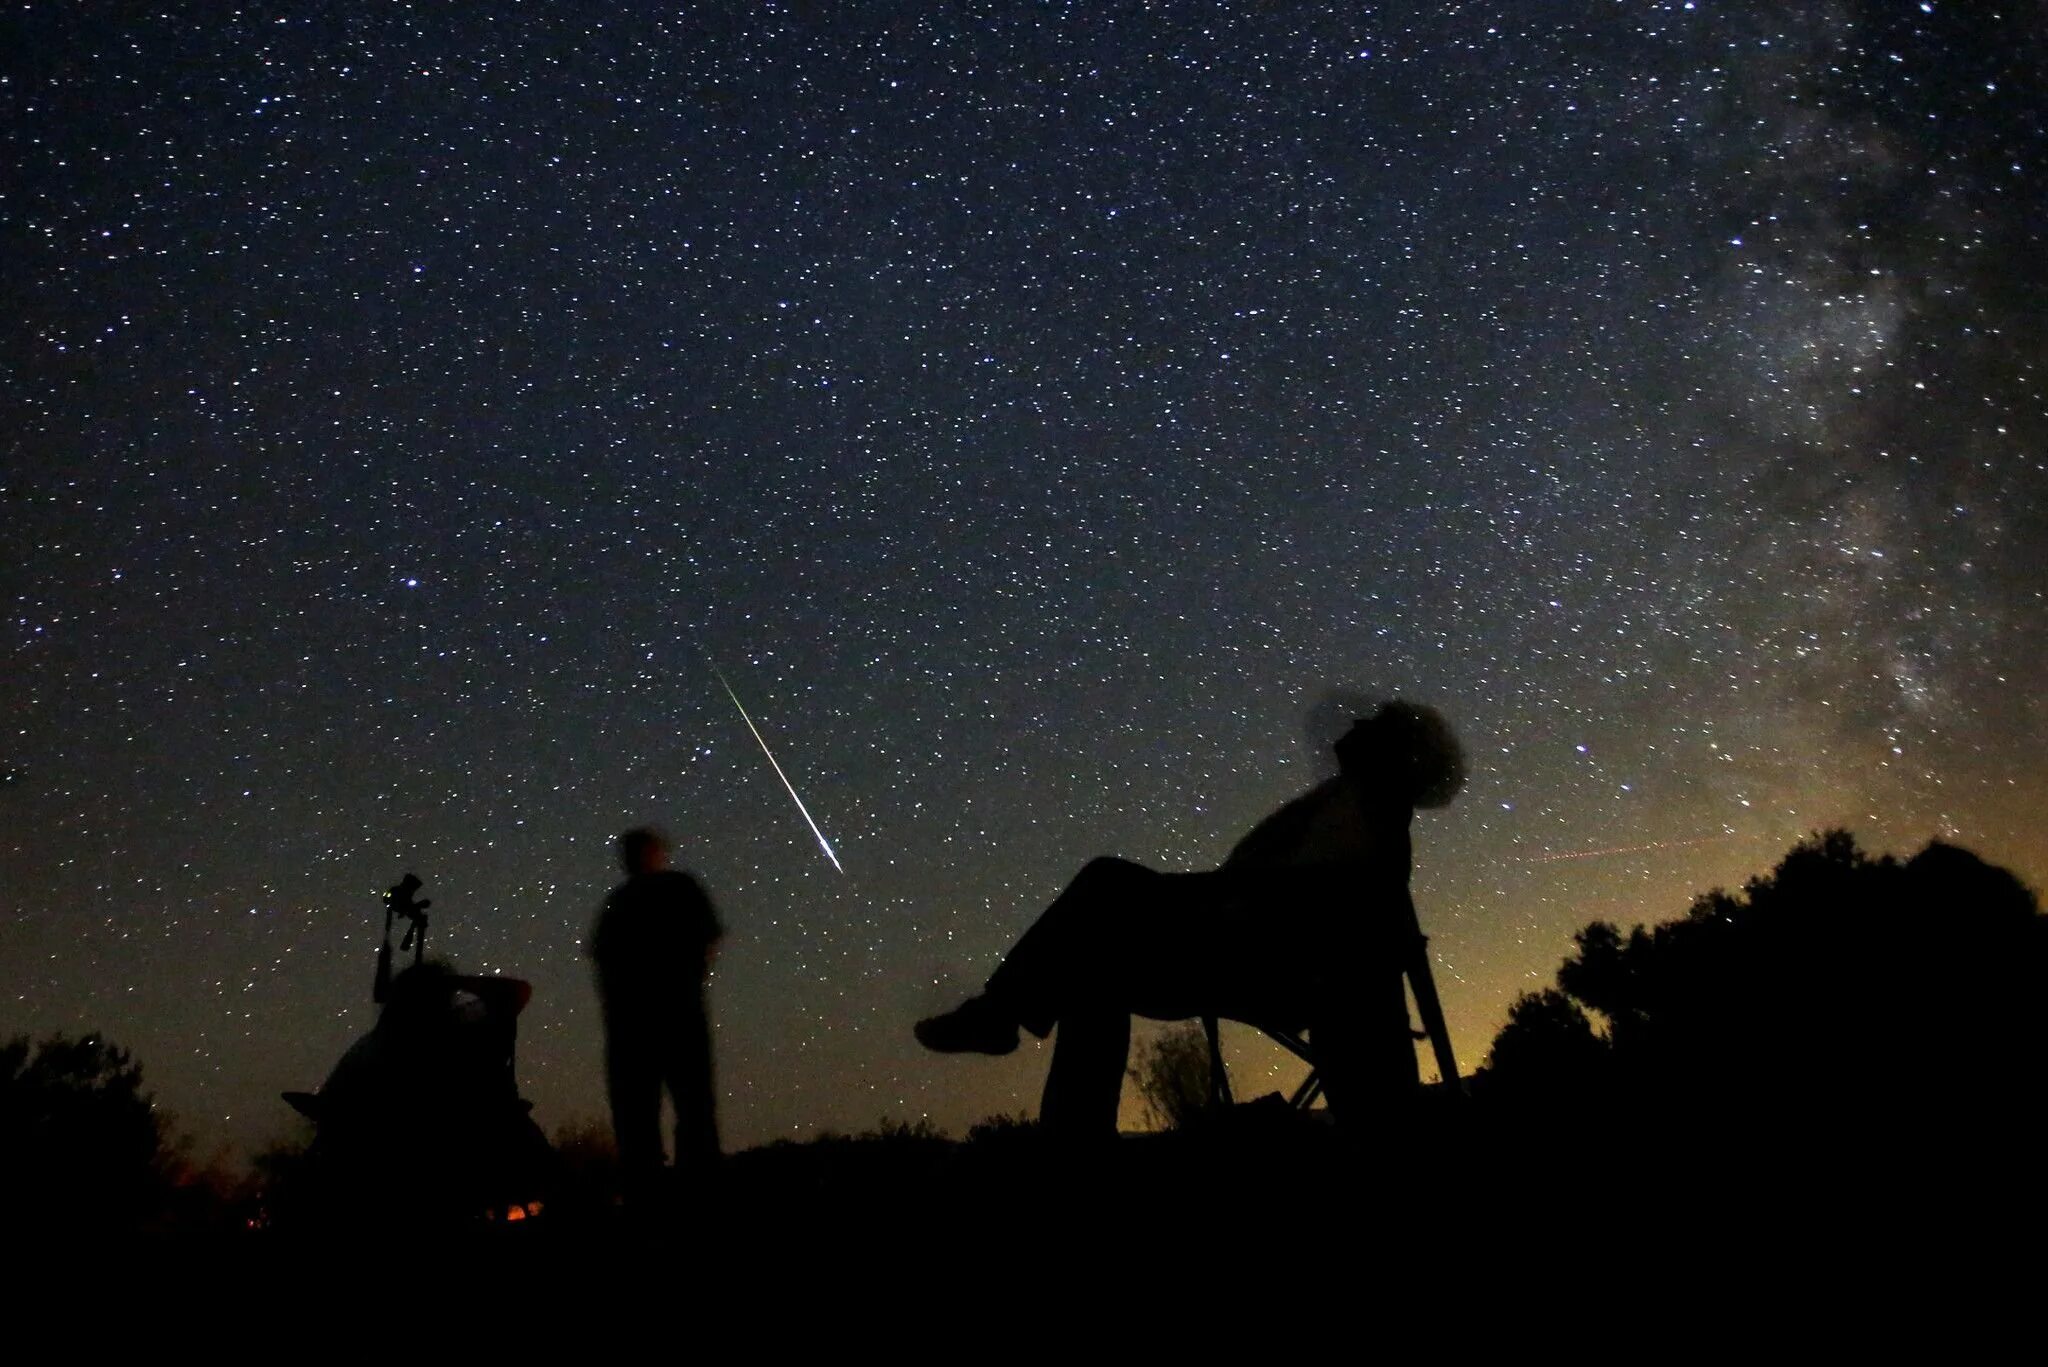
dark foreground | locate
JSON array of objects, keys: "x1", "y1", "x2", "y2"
[
  {"x1": 225, "y1": 1096, "x2": 2037, "y2": 1276},
  {"x1": 32, "y1": 1098, "x2": 2038, "y2": 1349}
]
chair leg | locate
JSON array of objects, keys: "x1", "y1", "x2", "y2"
[
  {"x1": 1203, "y1": 1015, "x2": 1233, "y2": 1108},
  {"x1": 1405, "y1": 930, "x2": 1463, "y2": 1092}
]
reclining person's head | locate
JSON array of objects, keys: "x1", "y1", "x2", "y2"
[{"x1": 1336, "y1": 702, "x2": 1465, "y2": 809}]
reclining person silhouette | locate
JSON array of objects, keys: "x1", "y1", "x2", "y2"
[{"x1": 915, "y1": 700, "x2": 1464, "y2": 1137}]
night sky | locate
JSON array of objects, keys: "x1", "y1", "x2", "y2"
[{"x1": 4, "y1": 2, "x2": 2043, "y2": 1159}]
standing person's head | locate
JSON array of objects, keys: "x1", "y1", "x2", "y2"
[
  {"x1": 617, "y1": 826, "x2": 672, "y2": 875},
  {"x1": 1334, "y1": 701, "x2": 1465, "y2": 809}
]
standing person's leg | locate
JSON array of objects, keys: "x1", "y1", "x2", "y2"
[
  {"x1": 605, "y1": 1023, "x2": 665, "y2": 1206},
  {"x1": 666, "y1": 1007, "x2": 721, "y2": 1174}
]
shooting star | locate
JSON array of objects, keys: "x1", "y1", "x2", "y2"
[
  {"x1": 1524, "y1": 833, "x2": 1739, "y2": 864},
  {"x1": 706, "y1": 657, "x2": 845, "y2": 875}
]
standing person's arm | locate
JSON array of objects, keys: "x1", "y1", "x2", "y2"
[{"x1": 689, "y1": 874, "x2": 725, "y2": 982}]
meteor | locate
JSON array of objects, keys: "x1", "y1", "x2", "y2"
[
  {"x1": 1524, "y1": 833, "x2": 1737, "y2": 864},
  {"x1": 706, "y1": 657, "x2": 845, "y2": 875}
]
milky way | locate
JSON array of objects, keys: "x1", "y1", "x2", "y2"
[{"x1": 3, "y1": 3, "x2": 2042, "y2": 1155}]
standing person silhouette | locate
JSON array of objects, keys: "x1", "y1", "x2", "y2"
[
  {"x1": 591, "y1": 827, "x2": 724, "y2": 1205},
  {"x1": 915, "y1": 701, "x2": 1464, "y2": 1136}
]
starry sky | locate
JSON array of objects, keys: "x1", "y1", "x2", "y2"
[{"x1": 4, "y1": 2, "x2": 2044, "y2": 1158}]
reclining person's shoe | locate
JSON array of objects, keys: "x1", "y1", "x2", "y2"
[{"x1": 914, "y1": 996, "x2": 1020, "y2": 1055}]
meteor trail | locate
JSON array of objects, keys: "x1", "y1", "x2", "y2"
[
  {"x1": 1524, "y1": 833, "x2": 1737, "y2": 864},
  {"x1": 706, "y1": 658, "x2": 845, "y2": 875}
]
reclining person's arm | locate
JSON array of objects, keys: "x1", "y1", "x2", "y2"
[{"x1": 1222, "y1": 779, "x2": 1339, "y2": 870}]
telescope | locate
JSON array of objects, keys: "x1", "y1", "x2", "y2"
[{"x1": 373, "y1": 873, "x2": 432, "y2": 1004}]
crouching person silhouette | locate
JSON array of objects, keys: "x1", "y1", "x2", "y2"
[{"x1": 915, "y1": 701, "x2": 1464, "y2": 1137}]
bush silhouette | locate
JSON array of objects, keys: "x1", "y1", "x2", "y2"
[
  {"x1": 1, "y1": 1032, "x2": 177, "y2": 1232},
  {"x1": 1127, "y1": 1022, "x2": 1212, "y2": 1130},
  {"x1": 1484, "y1": 831, "x2": 2045, "y2": 1132}
]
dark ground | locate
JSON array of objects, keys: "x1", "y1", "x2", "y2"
[
  {"x1": 236, "y1": 1095, "x2": 2038, "y2": 1274},
  {"x1": 39, "y1": 1097, "x2": 2036, "y2": 1350}
]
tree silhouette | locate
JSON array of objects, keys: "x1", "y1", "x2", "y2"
[
  {"x1": 1482, "y1": 989, "x2": 1607, "y2": 1103},
  {"x1": 1484, "y1": 831, "x2": 2045, "y2": 1133},
  {"x1": 0, "y1": 1032, "x2": 176, "y2": 1232}
]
